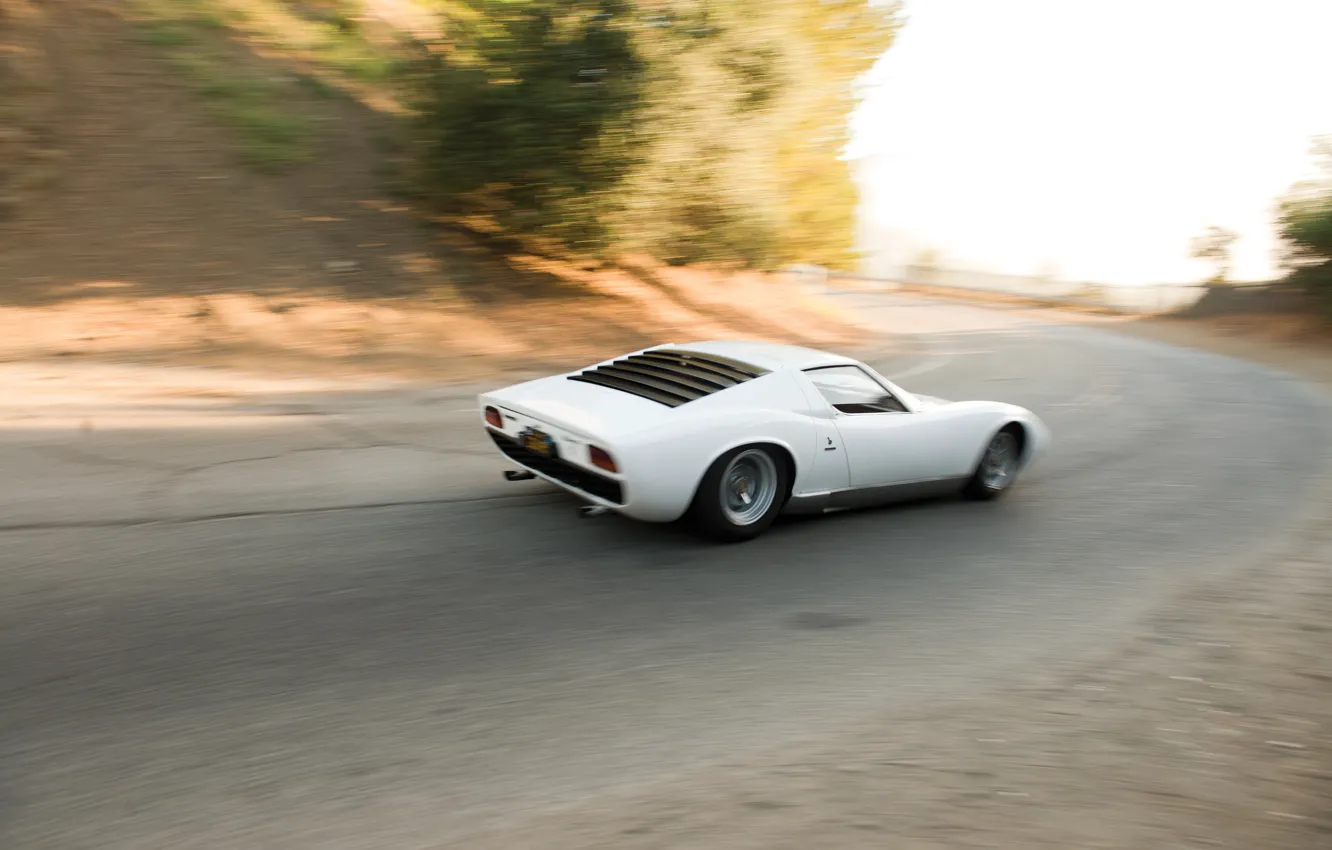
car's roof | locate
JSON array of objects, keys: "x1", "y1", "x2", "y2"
[{"x1": 656, "y1": 340, "x2": 858, "y2": 373}]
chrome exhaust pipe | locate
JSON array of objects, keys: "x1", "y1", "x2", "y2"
[
  {"x1": 578, "y1": 505, "x2": 610, "y2": 519},
  {"x1": 504, "y1": 470, "x2": 536, "y2": 481}
]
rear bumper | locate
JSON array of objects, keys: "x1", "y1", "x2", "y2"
[{"x1": 488, "y1": 430, "x2": 625, "y2": 506}]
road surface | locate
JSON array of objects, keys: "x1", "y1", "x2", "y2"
[{"x1": 3, "y1": 294, "x2": 1328, "y2": 848}]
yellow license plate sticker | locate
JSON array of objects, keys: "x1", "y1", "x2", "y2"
[{"x1": 522, "y1": 430, "x2": 553, "y2": 457}]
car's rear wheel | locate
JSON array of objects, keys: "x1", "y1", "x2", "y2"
[
  {"x1": 688, "y1": 445, "x2": 788, "y2": 542},
  {"x1": 962, "y1": 426, "x2": 1023, "y2": 500}
]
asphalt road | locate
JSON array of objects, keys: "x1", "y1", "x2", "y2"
[{"x1": 4, "y1": 295, "x2": 1330, "y2": 849}]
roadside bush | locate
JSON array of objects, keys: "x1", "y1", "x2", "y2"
[
  {"x1": 404, "y1": 1, "x2": 900, "y2": 270},
  {"x1": 405, "y1": 1, "x2": 646, "y2": 258},
  {"x1": 1277, "y1": 136, "x2": 1332, "y2": 311}
]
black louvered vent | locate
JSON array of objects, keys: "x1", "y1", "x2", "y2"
[{"x1": 566, "y1": 349, "x2": 771, "y2": 407}]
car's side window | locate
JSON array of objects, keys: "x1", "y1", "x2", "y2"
[{"x1": 804, "y1": 365, "x2": 909, "y2": 414}]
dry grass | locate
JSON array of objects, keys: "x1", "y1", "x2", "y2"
[
  {"x1": 1161, "y1": 311, "x2": 1332, "y2": 347},
  {"x1": 130, "y1": 0, "x2": 422, "y2": 115},
  {"x1": 0, "y1": 263, "x2": 867, "y2": 380},
  {"x1": 889, "y1": 281, "x2": 1127, "y2": 315},
  {"x1": 0, "y1": 0, "x2": 64, "y2": 216}
]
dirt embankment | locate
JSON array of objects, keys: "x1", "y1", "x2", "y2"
[{"x1": 0, "y1": 0, "x2": 865, "y2": 382}]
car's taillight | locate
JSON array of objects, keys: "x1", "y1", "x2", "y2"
[
  {"x1": 589, "y1": 445, "x2": 617, "y2": 473},
  {"x1": 484, "y1": 406, "x2": 503, "y2": 428}
]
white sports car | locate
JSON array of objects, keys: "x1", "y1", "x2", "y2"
[{"x1": 478, "y1": 341, "x2": 1050, "y2": 542}]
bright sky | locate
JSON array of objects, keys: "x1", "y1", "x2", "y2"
[{"x1": 849, "y1": 0, "x2": 1332, "y2": 284}]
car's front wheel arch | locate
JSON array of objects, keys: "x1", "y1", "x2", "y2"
[
  {"x1": 962, "y1": 421, "x2": 1027, "y2": 500},
  {"x1": 1007, "y1": 421, "x2": 1029, "y2": 463}
]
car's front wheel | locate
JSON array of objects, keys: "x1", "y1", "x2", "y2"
[
  {"x1": 962, "y1": 425, "x2": 1023, "y2": 500},
  {"x1": 688, "y1": 445, "x2": 789, "y2": 542}
]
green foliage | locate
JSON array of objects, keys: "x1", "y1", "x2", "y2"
[
  {"x1": 406, "y1": 1, "x2": 646, "y2": 256},
  {"x1": 170, "y1": 52, "x2": 314, "y2": 170},
  {"x1": 772, "y1": 0, "x2": 900, "y2": 268},
  {"x1": 130, "y1": 1, "x2": 315, "y2": 171},
  {"x1": 407, "y1": 0, "x2": 900, "y2": 268},
  {"x1": 135, "y1": 20, "x2": 199, "y2": 46},
  {"x1": 1277, "y1": 136, "x2": 1332, "y2": 309}
]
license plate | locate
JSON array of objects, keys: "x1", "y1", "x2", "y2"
[{"x1": 521, "y1": 428, "x2": 555, "y2": 457}]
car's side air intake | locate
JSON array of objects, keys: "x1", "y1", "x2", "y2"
[{"x1": 566, "y1": 349, "x2": 771, "y2": 407}]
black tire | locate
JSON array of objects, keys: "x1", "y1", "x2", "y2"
[
  {"x1": 687, "y1": 445, "x2": 790, "y2": 543},
  {"x1": 962, "y1": 425, "x2": 1024, "y2": 501}
]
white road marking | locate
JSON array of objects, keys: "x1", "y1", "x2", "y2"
[
  {"x1": 884, "y1": 335, "x2": 956, "y2": 381},
  {"x1": 886, "y1": 354, "x2": 954, "y2": 381}
]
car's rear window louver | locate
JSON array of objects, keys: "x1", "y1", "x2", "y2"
[{"x1": 566, "y1": 349, "x2": 770, "y2": 407}]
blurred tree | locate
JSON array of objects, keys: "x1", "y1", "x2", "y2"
[
  {"x1": 770, "y1": 0, "x2": 901, "y2": 269},
  {"x1": 1277, "y1": 135, "x2": 1332, "y2": 309},
  {"x1": 1190, "y1": 225, "x2": 1239, "y2": 283},
  {"x1": 407, "y1": 0, "x2": 647, "y2": 256},
  {"x1": 406, "y1": 0, "x2": 900, "y2": 268}
]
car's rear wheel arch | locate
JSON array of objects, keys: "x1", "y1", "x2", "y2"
[
  {"x1": 686, "y1": 441, "x2": 796, "y2": 542},
  {"x1": 691, "y1": 440, "x2": 796, "y2": 503},
  {"x1": 755, "y1": 442, "x2": 797, "y2": 507}
]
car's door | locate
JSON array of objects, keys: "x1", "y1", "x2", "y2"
[{"x1": 802, "y1": 365, "x2": 949, "y2": 488}]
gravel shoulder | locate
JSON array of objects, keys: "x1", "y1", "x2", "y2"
[{"x1": 455, "y1": 318, "x2": 1332, "y2": 850}]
